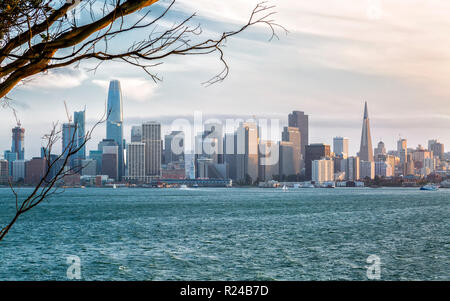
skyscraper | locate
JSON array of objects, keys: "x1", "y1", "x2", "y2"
[
  {"x1": 397, "y1": 138, "x2": 407, "y2": 164},
  {"x1": 359, "y1": 102, "x2": 373, "y2": 162},
  {"x1": 62, "y1": 122, "x2": 77, "y2": 168},
  {"x1": 282, "y1": 126, "x2": 301, "y2": 171},
  {"x1": 127, "y1": 142, "x2": 146, "y2": 181},
  {"x1": 288, "y1": 111, "x2": 309, "y2": 157},
  {"x1": 164, "y1": 131, "x2": 185, "y2": 164},
  {"x1": 11, "y1": 125, "x2": 25, "y2": 160},
  {"x1": 333, "y1": 137, "x2": 349, "y2": 158},
  {"x1": 142, "y1": 122, "x2": 162, "y2": 177},
  {"x1": 74, "y1": 110, "x2": 86, "y2": 162},
  {"x1": 305, "y1": 143, "x2": 331, "y2": 180},
  {"x1": 235, "y1": 122, "x2": 259, "y2": 183},
  {"x1": 131, "y1": 125, "x2": 142, "y2": 142},
  {"x1": 106, "y1": 80, "x2": 124, "y2": 180}
]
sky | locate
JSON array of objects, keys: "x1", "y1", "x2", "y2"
[{"x1": 2, "y1": 0, "x2": 450, "y2": 159}]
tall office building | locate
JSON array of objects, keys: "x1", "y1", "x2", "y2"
[
  {"x1": 102, "y1": 145, "x2": 118, "y2": 180},
  {"x1": 397, "y1": 138, "x2": 407, "y2": 163},
  {"x1": 305, "y1": 143, "x2": 331, "y2": 180},
  {"x1": 12, "y1": 126, "x2": 25, "y2": 160},
  {"x1": 374, "y1": 141, "x2": 387, "y2": 156},
  {"x1": 62, "y1": 122, "x2": 77, "y2": 168},
  {"x1": 12, "y1": 160, "x2": 26, "y2": 182},
  {"x1": 360, "y1": 161, "x2": 375, "y2": 179},
  {"x1": 235, "y1": 122, "x2": 259, "y2": 183},
  {"x1": 282, "y1": 126, "x2": 301, "y2": 171},
  {"x1": 344, "y1": 156, "x2": 360, "y2": 181},
  {"x1": 258, "y1": 140, "x2": 279, "y2": 182},
  {"x1": 131, "y1": 125, "x2": 142, "y2": 143},
  {"x1": 279, "y1": 141, "x2": 300, "y2": 178},
  {"x1": 288, "y1": 111, "x2": 309, "y2": 157},
  {"x1": 106, "y1": 80, "x2": 124, "y2": 180},
  {"x1": 428, "y1": 139, "x2": 444, "y2": 160},
  {"x1": 142, "y1": 122, "x2": 162, "y2": 176},
  {"x1": 359, "y1": 102, "x2": 373, "y2": 162},
  {"x1": 164, "y1": 131, "x2": 185, "y2": 164},
  {"x1": 127, "y1": 142, "x2": 146, "y2": 180},
  {"x1": 204, "y1": 122, "x2": 224, "y2": 164},
  {"x1": 74, "y1": 110, "x2": 86, "y2": 161},
  {"x1": 333, "y1": 137, "x2": 349, "y2": 158}
]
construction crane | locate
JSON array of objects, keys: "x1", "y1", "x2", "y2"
[
  {"x1": 64, "y1": 100, "x2": 72, "y2": 123},
  {"x1": 12, "y1": 110, "x2": 21, "y2": 127}
]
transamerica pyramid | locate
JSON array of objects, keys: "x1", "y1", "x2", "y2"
[{"x1": 359, "y1": 101, "x2": 374, "y2": 162}]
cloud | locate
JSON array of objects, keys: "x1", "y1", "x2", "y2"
[
  {"x1": 92, "y1": 77, "x2": 158, "y2": 102},
  {"x1": 19, "y1": 68, "x2": 88, "y2": 90}
]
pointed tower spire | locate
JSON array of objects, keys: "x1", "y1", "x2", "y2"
[{"x1": 359, "y1": 101, "x2": 374, "y2": 162}]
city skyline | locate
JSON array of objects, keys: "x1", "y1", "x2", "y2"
[{"x1": 2, "y1": 1, "x2": 450, "y2": 158}]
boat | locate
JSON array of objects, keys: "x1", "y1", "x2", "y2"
[
  {"x1": 301, "y1": 183, "x2": 315, "y2": 188},
  {"x1": 113, "y1": 184, "x2": 117, "y2": 189},
  {"x1": 282, "y1": 185, "x2": 288, "y2": 191},
  {"x1": 440, "y1": 180, "x2": 450, "y2": 188},
  {"x1": 179, "y1": 184, "x2": 188, "y2": 189},
  {"x1": 420, "y1": 184, "x2": 439, "y2": 191}
]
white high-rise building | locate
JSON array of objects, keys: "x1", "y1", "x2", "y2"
[
  {"x1": 127, "y1": 142, "x2": 146, "y2": 180},
  {"x1": 142, "y1": 122, "x2": 162, "y2": 177},
  {"x1": 333, "y1": 137, "x2": 349, "y2": 158},
  {"x1": 312, "y1": 158, "x2": 334, "y2": 183}
]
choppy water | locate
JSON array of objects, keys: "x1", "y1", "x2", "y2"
[{"x1": 0, "y1": 187, "x2": 448, "y2": 280}]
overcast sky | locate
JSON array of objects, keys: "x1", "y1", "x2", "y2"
[{"x1": 2, "y1": 0, "x2": 450, "y2": 159}]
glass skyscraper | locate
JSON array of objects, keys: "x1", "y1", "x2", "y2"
[
  {"x1": 106, "y1": 80, "x2": 124, "y2": 180},
  {"x1": 74, "y1": 110, "x2": 86, "y2": 162}
]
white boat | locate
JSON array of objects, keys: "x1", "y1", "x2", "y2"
[
  {"x1": 301, "y1": 183, "x2": 315, "y2": 188},
  {"x1": 113, "y1": 184, "x2": 117, "y2": 189},
  {"x1": 282, "y1": 185, "x2": 288, "y2": 191},
  {"x1": 180, "y1": 184, "x2": 188, "y2": 189},
  {"x1": 440, "y1": 180, "x2": 450, "y2": 188},
  {"x1": 420, "y1": 184, "x2": 439, "y2": 191}
]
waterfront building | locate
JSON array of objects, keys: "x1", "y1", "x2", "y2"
[
  {"x1": 305, "y1": 143, "x2": 331, "y2": 180},
  {"x1": 25, "y1": 157, "x2": 47, "y2": 185},
  {"x1": 333, "y1": 137, "x2": 349, "y2": 158},
  {"x1": 282, "y1": 126, "x2": 302, "y2": 171},
  {"x1": 127, "y1": 142, "x2": 146, "y2": 181},
  {"x1": 164, "y1": 131, "x2": 185, "y2": 164},
  {"x1": 360, "y1": 160, "x2": 375, "y2": 180},
  {"x1": 89, "y1": 150, "x2": 103, "y2": 174},
  {"x1": 0, "y1": 159, "x2": 9, "y2": 184},
  {"x1": 344, "y1": 156, "x2": 360, "y2": 181},
  {"x1": 288, "y1": 111, "x2": 309, "y2": 156},
  {"x1": 258, "y1": 140, "x2": 279, "y2": 182},
  {"x1": 204, "y1": 122, "x2": 224, "y2": 164},
  {"x1": 375, "y1": 161, "x2": 393, "y2": 177},
  {"x1": 12, "y1": 160, "x2": 26, "y2": 182},
  {"x1": 359, "y1": 102, "x2": 373, "y2": 162},
  {"x1": 80, "y1": 159, "x2": 97, "y2": 176},
  {"x1": 106, "y1": 80, "x2": 124, "y2": 180},
  {"x1": 142, "y1": 122, "x2": 162, "y2": 177},
  {"x1": 428, "y1": 139, "x2": 444, "y2": 160},
  {"x1": 102, "y1": 145, "x2": 118, "y2": 181},
  {"x1": 312, "y1": 158, "x2": 334, "y2": 183},
  {"x1": 279, "y1": 141, "x2": 297, "y2": 179}
]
